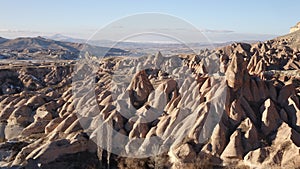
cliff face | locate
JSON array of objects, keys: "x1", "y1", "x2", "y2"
[{"x1": 290, "y1": 22, "x2": 300, "y2": 33}]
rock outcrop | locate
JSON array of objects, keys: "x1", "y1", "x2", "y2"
[{"x1": 290, "y1": 22, "x2": 300, "y2": 33}]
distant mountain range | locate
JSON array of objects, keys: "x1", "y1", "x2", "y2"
[
  {"x1": 0, "y1": 36, "x2": 79, "y2": 52},
  {"x1": 0, "y1": 36, "x2": 129, "y2": 60},
  {"x1": 45, "y1": 34, "x2": 88, "y2": 44},
  {"x1": 44, "y1": 34, "x2": 265, "y2": 56},
  {"x1": 45, "y1": 34, "x2": 265, "y2": 48},
  {"x1": 0, "y1": 32, "x2": 279, "y2": 60}
]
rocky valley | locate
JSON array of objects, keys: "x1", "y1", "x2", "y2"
[{"x1": 0, "y1": 29, "x2": 299, "y2": 169}]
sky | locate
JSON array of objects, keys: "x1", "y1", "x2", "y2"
[{"x1": 0, "y1": 0, "x2": 299, "y2": 41}]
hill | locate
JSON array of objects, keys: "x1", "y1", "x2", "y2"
[
  {"x1": 0, "y1": 36, "x2": 129, "y2": 60},
  {"x1": 0, "y1": 37, "x2": 8, "y2": 44},
  {"x1": 276, "y1": 29, "x2": 300, "y2": 50}
]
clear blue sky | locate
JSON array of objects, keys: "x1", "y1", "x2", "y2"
[{"x1": 0, "y1": 0, "x2": 299, "y2": 39}]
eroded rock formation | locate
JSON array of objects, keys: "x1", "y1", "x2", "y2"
[{"x1": 0, "y1": 32, "x2": 299, "y2": 169}]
